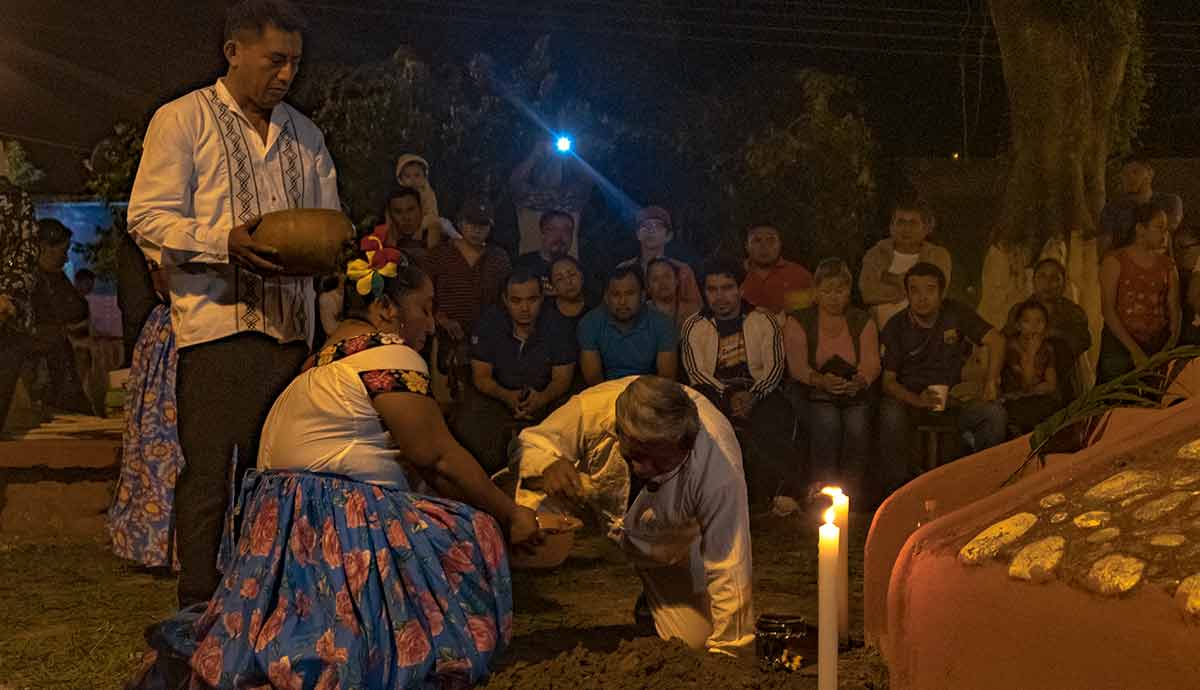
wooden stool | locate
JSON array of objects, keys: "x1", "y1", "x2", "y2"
[{"x1": 915, "y1": 414, "x2": 956, "y2": 472}]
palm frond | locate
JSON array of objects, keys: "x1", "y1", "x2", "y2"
[{"x1": 1001, "y1": 345, "x2": 1200, "y2": 487}]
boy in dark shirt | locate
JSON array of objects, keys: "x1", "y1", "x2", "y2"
[
  {"x1": 31, "y1": 219, "x2": 93, "y2": 414},
  {"x1": 878, "y1": 262, "x2": 1007, "y2": 492}
]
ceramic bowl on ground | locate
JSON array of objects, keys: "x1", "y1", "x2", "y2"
[
  {"x1": 509, "y1": 510, "x2": 582, "y2": 570},
  {"x1": 252, "y1": 208, "x2": 355, "y2": 276}
]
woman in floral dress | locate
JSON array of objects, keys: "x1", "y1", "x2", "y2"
[
  {"x1": 108, "y1": 264, "x2": 180, "y2": 569},
  {"x1": 140, "y1": 236, "x2": 542, "y2": 689}
]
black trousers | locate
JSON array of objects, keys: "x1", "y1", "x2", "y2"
[
  {"x1": 174, "y1": 332, "x2": 308, "y2": 607},
  {"x1": 31, "y1": 329, "x2": 92, "y2": 414},
  {"x1": 0, "y1": 334, "x2": 31, "y2": 433},
  {"x1": 734, "y1": 390, "x2": 798, "y2": 506},
  {"x1": 452, "y1": 385, "x2": 548, "y2": 475}
]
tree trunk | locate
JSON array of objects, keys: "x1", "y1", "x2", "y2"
[{"x1": 981, "y1": 0, "x2": 1133, "y2": 363}]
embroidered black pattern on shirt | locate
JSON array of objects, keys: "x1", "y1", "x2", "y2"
[
  {"x1": 278, "y1": 119, "x2": 303, "y2": 209},
  {"x1": 202, "y1": 87, "x2": 264, "y2": 333}
]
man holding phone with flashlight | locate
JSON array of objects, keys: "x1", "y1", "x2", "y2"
[{"x1": 510, "y1": 138, "x2": 594, "y2": 258}]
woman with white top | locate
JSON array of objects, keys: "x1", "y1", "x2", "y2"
[{"x1": 149, "y1": 235, "x2": 541, "y2": 689}]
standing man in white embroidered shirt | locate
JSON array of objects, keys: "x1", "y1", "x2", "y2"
[
  {"x1": 511, "y1": 376, "x2": 755, "y2": 655},
  {"x1": 127, "y1": 0, "x2": 340, "y2": 607}
]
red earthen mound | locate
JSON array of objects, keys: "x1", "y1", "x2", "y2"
[{"x1": 866, "y1": 364, "x2": 1200, "y2": 690}]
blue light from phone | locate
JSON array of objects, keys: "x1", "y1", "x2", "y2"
[{"x1": 555, "y1": 136, "x2": 572, "y2": 153}]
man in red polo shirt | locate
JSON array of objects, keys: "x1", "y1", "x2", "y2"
[{"x1": 740, "y1": 223, "x2": 814, "y2": 314}]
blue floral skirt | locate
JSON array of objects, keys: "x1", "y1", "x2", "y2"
[
  {"x1": 108, "y1": 304, "x2": 182, "y2": 568},
  {"x1": 187, "y1": 470, "x2": 513, "y2": 689}
]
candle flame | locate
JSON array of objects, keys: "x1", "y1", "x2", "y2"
[
  {"x1": 820, "y1": 486, "x2": 844, "y2": 497},
  {"x1": 824, "y1": 507, "x2": 836, "y2": 524}
]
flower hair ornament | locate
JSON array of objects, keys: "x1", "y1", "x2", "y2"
[{"x1": 346, "y1": 226, "x2": 409, "y2": 298}]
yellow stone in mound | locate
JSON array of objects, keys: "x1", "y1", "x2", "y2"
[
  {"x1": 1086, "y1": 527, "x2": 1121, "y2": 544},
  {"x1": 1177, "y1": 575, "x2": 1200, "y2": 618},
  {"x1": 1085, "y1": 555, "x2": 1146, "y2": 595},
  {"x1": 1172, "y1": 473, "x2": 1200, "y2": 488},
  {"x1": 1085, "y1": 470, "x2": 1162, "y2": 501},
  {"x1": 1133, "y1": 492, "x2": 1192, "y2": 522},
  {"x1": 1149, "y1": 534, "x2": 1186, "y2": 547},
  {"x1": 1120, "y1": 493, "x2": 1151, "y2": 508},
  {"x1": 1008, "y1": 536, "x2": 1066, "y2": 582},
  {"x1": 1073, "y1": 511, "x2": 1111, "y2": 529},
  {"x1": 1050, "y1": 511, "x2": 1069, "y2": 524},
  {"x1": 1039, "y1": 493, "x2": 1067, "y2": 509},
  {"x1": 959, "y1": 513, "x2": 1038, "y2": 565},
  {"x1": 1177, "y1": 438, "x2": 1200, "y2": 461}
]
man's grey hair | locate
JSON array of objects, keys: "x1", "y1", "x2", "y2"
[{"x1": 614, "y1": 376, "x2": 700, "y2": 449}]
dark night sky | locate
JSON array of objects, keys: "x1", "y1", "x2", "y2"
[{"x1": 4, "y1": 0, "x2": 1199, "y2": 193}]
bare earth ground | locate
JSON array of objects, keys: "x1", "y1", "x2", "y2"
[{"x1": 0, "y1": 511, "x2": 885, "y2": 689}]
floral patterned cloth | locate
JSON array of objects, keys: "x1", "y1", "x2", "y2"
[
  {"x1": 137, "y1": 332, "x2": 513, "y2": 688},
  {"x1": 108, "y1": 304, "x2": 183, "y2": 568},
  {"x1": 188, "y1": 470, "x2": 512, "y2": 689}
]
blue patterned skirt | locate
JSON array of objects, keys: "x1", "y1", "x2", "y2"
[
  {"x1": 108, "y1": 304, "x2": 182, "y2": 568},
  {"x1": 187, "y1": 470, "x2": 513, "y2": 689}
]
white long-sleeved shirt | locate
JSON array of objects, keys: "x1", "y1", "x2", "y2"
[
  {"x1": 511, "y1": 377, "x2": 755, "y2": 653},
  {"x1": 127, "y1": 79, "x2": 340, "y2": 349}
]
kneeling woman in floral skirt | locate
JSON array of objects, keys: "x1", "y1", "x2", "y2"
[{"x1": 152, "y1": 239, "x2": 541, "y2": 689}]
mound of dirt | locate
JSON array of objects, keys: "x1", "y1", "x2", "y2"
[{"x1": 482, "y1": 636, "x2": 887, "y2": 690}]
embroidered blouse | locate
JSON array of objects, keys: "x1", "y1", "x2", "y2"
[
  {"x1": 127, "y1": 79, "x2": 340, "y2": 349},
  {"x1": 258, "y1": 332, "x2": 431, "y2": 489}
]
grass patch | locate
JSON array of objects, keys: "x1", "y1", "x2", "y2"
[
  {"x1": 0, "y1": 508, "x2": 882, "y2": 688},
  {"x1": 0, "y1": 541, "x2": 175, "y2": 689}
]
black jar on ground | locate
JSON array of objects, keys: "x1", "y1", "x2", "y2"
[{"x1": 755, "y1": 613, "x2": 809, "y2": 672}]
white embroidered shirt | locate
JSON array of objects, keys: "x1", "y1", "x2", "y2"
[{"x1": 127, "y1": 79, "x2": 340, "y2": 348}]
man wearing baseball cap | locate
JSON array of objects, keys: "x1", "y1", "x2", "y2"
[
  {"x1": 616, "y1": 206, "x2": 702, "y2": 321},
  {"x1": 422, "y1": 194, "x2": 511, "y2": 401}
]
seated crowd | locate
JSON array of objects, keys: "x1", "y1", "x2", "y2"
[{"x1": 352, "y1": 189, "x2": 1185, "y2": 509}]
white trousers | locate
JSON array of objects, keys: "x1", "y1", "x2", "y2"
[{"x1": 636, "y1": 552, "x2": 713, "y2": 650}]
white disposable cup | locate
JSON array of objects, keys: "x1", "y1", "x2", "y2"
[{"x1": 927, "y1": 384, "x2": 950, "y2": 412}]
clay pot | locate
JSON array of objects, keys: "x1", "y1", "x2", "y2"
[
  {"x1": 509, "y1": 511, "x2": 581, "y2": 570},
  {"x1": 252, "y1": 208, "x2": 354, "y2": 276}
]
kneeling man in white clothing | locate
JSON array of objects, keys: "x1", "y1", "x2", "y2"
[{"x1": 511, "y1": 375, "x2": 754, "y2": 655}]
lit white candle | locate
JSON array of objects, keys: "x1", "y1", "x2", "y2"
[
  {"x1": 819, "y1": 507, "x2": 839, "y2": 690},
  {"x1": 822, "y1": 486, "x2": 850, "y2": 644}
]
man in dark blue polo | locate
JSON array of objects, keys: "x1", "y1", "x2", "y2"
[
  {"x1": 879, "y1": 262, "x2": 1007, "y2": 494},
  {"x1": 455, "y1": 270, "x2": 576, "y2": 473},
  {"x1": 578, "y1": 265, "x2": 679, "y2": 386}
]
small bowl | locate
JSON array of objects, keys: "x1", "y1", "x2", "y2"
[
  {"x1": 252, "y1": 208, "x2": 355, "y2": 276},
  {"x1": 509, "y1": 511, "x2": 581, "y2": 570}
]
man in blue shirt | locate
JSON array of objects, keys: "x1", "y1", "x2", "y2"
[
  {"x1": 578, "y1": 265, "x2": 679, "y2": 386},
  {"x1": 455, "y1": 270, "x2": 576, "y2": 472}
]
